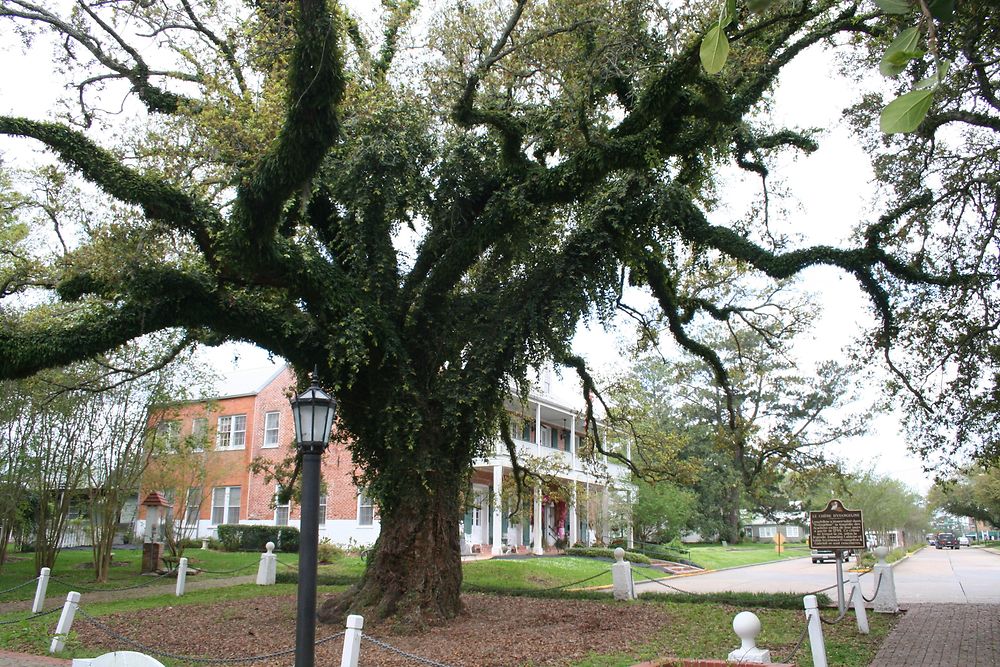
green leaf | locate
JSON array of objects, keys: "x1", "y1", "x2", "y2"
[
  {"x1": 914, "y1": 60, "x2": 951, "y2": 90},
  {"x1": 927, "y1": 0, "x2": 955, "y2": 22},
  {"x1": 880, "y1": 89, "x2": 934, "y2": 134},
  {"x1": 700, "y1": 25, "x2": 730, "y2": 74},
  {"x1": 719, "y1": 0, "x2": 736, "y2": 27},
  {"x1": 746, "y1": 0, "x2": 773, "y2": 12},
  {"x1": 879, "y1": 27, "x2": 924, "y2": 77},
  {"x1": 874, "y1": 0, "x2": 912, "y2": 13}
]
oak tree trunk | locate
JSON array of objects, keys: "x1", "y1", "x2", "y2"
[{"x1": 318, "y1": 470, "x2": 464, "y2": 627}]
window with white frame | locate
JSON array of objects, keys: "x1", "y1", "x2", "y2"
[
  {"x1": 154, "y1": 420, "x2": 180, "y2": 450},
  {"x1": 190, "y1": 417, "x2": 208, "y2": 451},
  {"x1": 358, "y1": 491, "x2": 375, "y2": 526},
  {"x1": 184, "y1": 487, "x2": 202, "y2": 526},
  {"x1": 263, "y1": 412, "x2": 280, "y2": 448},
  {"x1": 318, "y1": 494, "x2": 327, "y2": 526},
  {"x1": 758, "y1": 525, "x2": 776, "y2": 538},
  {"x1": 216, "y1": 415, "x2": 247, "y2": 450},
  {"x1": 274, "y1": 486, "x2": 290, "y2": 526},
  {"x1": 211, "y1": 486, "x2": 241, "y2": 525},
  {"x1": 785, "y1": 525, "x2": 800, "y2": 538}
]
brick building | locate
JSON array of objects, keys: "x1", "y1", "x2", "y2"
[{"x1": 140, "y1": 365, "x2": 629, "y2": 551}]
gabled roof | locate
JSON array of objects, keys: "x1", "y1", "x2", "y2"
[{"x1": 212, "y1": 363, "x2": 289, "y2": 399}]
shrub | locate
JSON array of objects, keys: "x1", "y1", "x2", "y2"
[
  {"x1": 565, "y1": 546, "x2": 651, "y2": 564},
  {"x1": 216, "y1": 524, "x2": 301, "y2": 552},
  {"x1": 317, "y1": 539, "x2": 344, "y2": 563}
]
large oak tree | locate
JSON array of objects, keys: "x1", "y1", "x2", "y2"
[{"x1": 0, "y1": 0, "x2": 994, "y2": 624}]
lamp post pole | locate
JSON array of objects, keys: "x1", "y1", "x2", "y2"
[
  {"x1": 290, "y1": 379, "x2": 336, "y2": 667},
  {"x1": 295, "y1": 440, "x2": 326, "y2": 667}
]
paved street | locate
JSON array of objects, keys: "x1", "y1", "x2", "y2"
[{"x1": 633, "y1": 545, "x2": 1000, "y2": 603}]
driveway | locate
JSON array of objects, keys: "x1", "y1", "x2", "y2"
[{"x1": 633, "y1": 546, "x2": 1000, "y2": 603}]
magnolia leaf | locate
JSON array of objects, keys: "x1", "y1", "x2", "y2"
[
  {"x1": 927, "y1": 0, "x2": 955, "y2": 22},
  {"x1": 880, "y1": 27, "x2": 924, "y2": 77},
  {"x1": 914, "y1": 60, "x2": 951, "y2": 90},
  {"x1": 874, "y1": 0, "x2": 912, "y2": 13},
  {"x1": 700, "y1": 25, "x2": 730, "y2": 74},
  {"x1": 880, "y1": 88, "x2": 934, "y2": 134}
]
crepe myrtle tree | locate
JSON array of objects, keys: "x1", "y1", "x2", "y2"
[{"x1": 0, "y1": 0, "x2": 992, "y2": 624}]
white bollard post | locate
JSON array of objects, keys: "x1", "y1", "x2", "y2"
[
  {"x1": 256, "y1": 541, "x2": 277, "y2": 585},
  {"x1": 727, "y1": 611, "x2": 771, "y2": 663},
  {"x1": 340, "y1": 614, "x2": 364, "y2": 667},
  {"x1": 803, "y1": 594, "x2": 828, "y2": 667},
  {"x1": 848, "y1": 572, "x2": 869, "y2": 634},
  {"x1": 611, "y1": 547, "x2": 636, "y2": 601},
  {"x1": 50, "y1": 591, "x2": 80, "y2": 654},
  {"x1": 871, "y1": 546, "x2": 899, "y2": 613},
  {"x1": 33, "y1": 567, "x2": 50, "y2": 613},
  {"x1": 175, "y1": 557, "x2": 188, "y2": 597}
]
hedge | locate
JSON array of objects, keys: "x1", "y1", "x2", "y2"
[
  {"x1": 216, "y1": 524, "x2": 300, "y2": 552},
  {"x1": 565, "y1": 546, "x2": 651, "y2": 564}
]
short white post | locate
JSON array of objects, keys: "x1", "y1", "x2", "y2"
[
  {"x1": 340, "y1": 614, "x2": 364, "y2": 667},
  {"x1": 848, "y1": 572, "x2": 869, "y2": 634},
  {"x1": 33, "y1": 567, "x2": 50, "y2": 613},
  {"x1": 611, "y1": 547, "x2": 635, "y2": 601},
  {"x1": 803, "y1": 594, "x2": 828, "y2": 667},
  {"x1": 728, "y1": 611, "x2": 771, "y2": 664},
  {"x1": 871, "y1": 545, "x2": 899, "y2": 613},
  {"x1": 201, "y1": 538, "x2": 209, "y2": 550},
  {"x1": 256, "y1": 541, "x2": 277, "y2": 585},
  {"x1": 175, "y1": 557, "x2": 188, "y2": 597},
  {"x1": 50, "y1": 591, "x2": 80, "y2": 654}
]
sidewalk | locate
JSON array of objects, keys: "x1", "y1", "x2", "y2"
[
  {"x1": 0, "y1": 649, "x2": 69, "y2": 666},
  {"x1": 868, "y1": 603, "x2": 1000, "y2": 667}
]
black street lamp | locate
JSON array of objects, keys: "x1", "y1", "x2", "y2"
[{"x1": 289, "y1": 377, "x2": 336, "y2": 667}]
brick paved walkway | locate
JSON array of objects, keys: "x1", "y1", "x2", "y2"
[{"x1": 869, "y1": 604, "x2": 1000, "y2": 667}]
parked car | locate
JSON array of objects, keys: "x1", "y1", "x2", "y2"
[
  {"x1": 958, "y1": 536, "x2": 971, "y2": 547},
  {"x1": 811, "y1": 548, "x2": 852, "y2": 563},
  {"x1": 935, "y1": 532, "x2": 959, "y2": 549}
]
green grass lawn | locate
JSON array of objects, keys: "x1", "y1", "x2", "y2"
[
  {"x1": 1, "y1": 550, "x2": 890, "y2": 667},
  {"x1": 685, "y1": 542, "x2": 811, "y2": 570},
  {"x1": 0, "y1": 547, "x2": 298, "y2": 603}
]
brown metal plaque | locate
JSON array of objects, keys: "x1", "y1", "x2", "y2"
[{"x1": 808, "y1": 499, "x2": 865, "y2": 549}]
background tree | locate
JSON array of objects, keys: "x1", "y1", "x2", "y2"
[
  {"x1": 928, "y1": 467, "x2": 1000, "y2": 530},
  {"x1": 0, "y1": 0, "x2": 992, "y2": 624}
]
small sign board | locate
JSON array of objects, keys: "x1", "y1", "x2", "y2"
[{"x1": 809, "y1": 499, "x2": 865, "y2": 550}]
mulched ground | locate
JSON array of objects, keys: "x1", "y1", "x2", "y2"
[{"x1": 72, "y1": 592, "x2": 672, "y2": 666}]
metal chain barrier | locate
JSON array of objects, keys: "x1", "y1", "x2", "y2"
[
  {"x1": 779, "y1": 613, "x2": 811, "y2": 664},
  {"x1": 533, "y1": 570, "x2": 609, "y2": 593},
  {"x1": 0, "y1": 575, "x2": 39, "y2": 597},
  {"x1": 630, "y1": 565, "x2": 694, "y2": 594},
  {"x1": 0, "y1": 606, "x2": 62, "y2": 626},
  {"x1": 818, "y1": 606, "x2": 849, "y2": 625},
  {"x1": 361, "y1": 633, "x2": 459, "y2": 667},
  {"x1": 861, "y1": 572, "x2": 883, "y2": 603},
  {"x1": 276, "y1": 559, "x2": 298, "y2": 570},
  {"x1": 195, "y1": 562, "x2": 258, "y2": 576},
  {"x1": 50, "y1": 570, "x2": 172, "y2": 593},
  {"x1": 74, "y1": 605, "x2": 345, "y2": 664},
  {"x1": 807, "y1": 577, "x2": 850, "y2": 595}
]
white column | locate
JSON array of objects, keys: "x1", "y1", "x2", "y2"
[
  {"x1": 569, "y1": 415, "x2": 576, "y2": 464},
  {"x1": 569, "y1": 484, "x2": 578, "y2": 546},
  {"x1": 804, "y1": 594, "x2": 828, "y2": 667},
  {"x1": 340, "y1": 614, "x2": 364, "y2": 667},
  {"x1": 50, "y1": 591, "x2": 80, "y2": 654},
  {"x1": 175, "y1": 557, "x2": 188, "y2": 597},
  {"x1": 491, "y1": 465, "x2": 503, "y2": 556},
  {"x1": 534, "y1": 403, "x2": 542, "y2": 455},
  {"x1": 625, "y1": 490, "x2": 634, "y2": 549},
  {"x1": 532, "y1": 484, "x2": 543, "y2": 555},
  {"x1": 601, "y1": 486, "x2": 610, "y2": 544},
  {"x1": 849, "y1": 572, "x2": 869, "y2": 634},
  {"x1": 33, "y1": 567, "x2": 50, "y2": 613}
]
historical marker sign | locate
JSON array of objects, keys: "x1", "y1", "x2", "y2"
[{"x1": 809, "y1": 499, "x2": 865, "y2": 550}]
